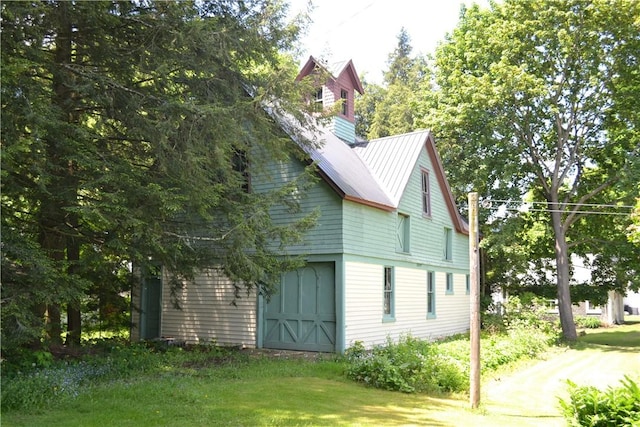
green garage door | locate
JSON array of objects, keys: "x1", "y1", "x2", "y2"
[{"x1": 263, "y1": 262, "x2": 336, "y2": 352}]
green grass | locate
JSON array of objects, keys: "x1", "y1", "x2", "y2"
[
  {"x1": 577, "y1": 316, "x2": 640, "y2": 347},
  {"x1": 3, "y1": 319, "x2": 639, "y2": 427}
]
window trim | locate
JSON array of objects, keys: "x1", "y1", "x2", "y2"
[
  {"x1": 443, "y1": 227, "x2": 453, "y2": 261},
  {"x1": 232, "y1": 150, "x2": 251, "y2": 193},
  {"x1": 427, "y1": 271, "x2": 436, "y2": 319},
  {"x1": 340, "y1": 88, "x2": 348, "y2": 116},
  {"x1": 445, "y1": 272, "x2": 454, "y2": 295},
  {"x1": 383, "y1": 266, "x2": 395, "y2": 321},
  {"x1": 312, "y1": 87, "x2": 324, "y2": 112},
  {"x1": 396, "y1": 213, "x2": 410, "y2": 253},
  {"x1": 421, "y1": 168, "x2": 431, "y2": 217}
]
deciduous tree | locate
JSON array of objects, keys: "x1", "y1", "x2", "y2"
[{"x1": 421, "y1": 0, "x2": 640, "y2": 340}]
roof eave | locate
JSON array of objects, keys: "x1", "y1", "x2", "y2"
[{"x1": 425, "y1": 132, "x2": 469, "y2": 236}]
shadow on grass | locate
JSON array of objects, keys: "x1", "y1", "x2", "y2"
[{"x1": 574, "y1": 317, "x2": 640, "y2": 352}]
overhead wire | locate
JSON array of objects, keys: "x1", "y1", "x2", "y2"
[{"x1": 478, "y1": 198, "x2": 635, "y2": 216}]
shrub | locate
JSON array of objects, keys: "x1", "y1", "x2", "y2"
[
  {"x1": 559, "y1": 376, "x2": 640, "y2": 426},
  {"x1": 575, "y1": 316, "x2": 603, "y2": 329},
  {"x1": 344, "y1": 325, "x2": 557, "y2": 394},
  {"x1": 345, "y1": 335, "x2": 469, "y2": 394}
]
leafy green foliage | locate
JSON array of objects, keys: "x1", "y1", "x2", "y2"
[
  {"x1": 560, "y1": 376, "x2": 640, "y2": 426},
  {"x1": 575, "y1": 316, "x2": 603, "y2": 329},
  {"x1": 1, "y1": 0, "x2": 317, "y2": 351},
  {"x1": 344, "y1": 317, "x2": 556, "y2": 394},
  {"x1": 345, "y1": 335, "x2": 467, "y2": 393},
  {"x1": 355, "y1": 28, "x2": 430, "y2": 139},
  {"x1": 420, "y1": 0, "x2": 640, "y2": 341},
  {"x1": 1, "y1": 340, "x2": 239, "y2": 412}
]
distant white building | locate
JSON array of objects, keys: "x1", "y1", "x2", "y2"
[{"x1": 492, "y1": 254, "x2": 635, "y2": 324}]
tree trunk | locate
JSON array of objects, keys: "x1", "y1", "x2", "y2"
[
  {"x1": 38, "y1": 217, "x2": 65, "y2": 347},
  {"x1": 46, "y1": 304, "x2": 63, "y2": 346},
  {"x1": 550, "y1": 202, "x2": 577, "y2": 341},
  {"x1": 66, "y1": 210, "x2": 82, "y2": 346},
  {"x1": 37, "y1": 0, "x2": 78, "y2": 348}
]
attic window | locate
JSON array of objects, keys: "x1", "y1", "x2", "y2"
[
  {"x1": 232, "y1": 150, "x2": 250, "y2": 193},
  {"x1": 313, "y1": 87, "x2": 324, "y2": 112},
  {"x1": 421, "y1": 169, "x2": 431, "y2": 216},
  {"x1": 340, "y1": 89, "x2": 348, "y2": 115}
]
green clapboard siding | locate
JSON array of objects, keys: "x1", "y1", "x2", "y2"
[
  {"x1": 332, "y1": 116, "x2": 356, "y2": 144},
  {"x1": 343, "y1": 148, "x2": 468, "y2": 273},
  {"x1": 252, "y1": 156, "x2": 343, "y2": 255}
]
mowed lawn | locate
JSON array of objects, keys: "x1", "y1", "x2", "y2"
[{"x1": 4, "y1": 318, "x2": 639, "y2": 427}]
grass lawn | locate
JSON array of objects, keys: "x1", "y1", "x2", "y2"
[{"x1": 3, "y1": 318, "x2": 639, "y2": 427}]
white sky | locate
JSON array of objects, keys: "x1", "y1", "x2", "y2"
[{"x1": 288, "y1": 0, "x2": 491, "y2": 84}]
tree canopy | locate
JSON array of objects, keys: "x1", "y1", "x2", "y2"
[
  {"x1": 420, "y1": 0, "x2": 640, "y2": 340},
  {"x1": 1, "y1": 0, "x2": 316, "y2": 352},
  {"x1": 355, "y1": 28, "x2": 430, "y2": 139}
]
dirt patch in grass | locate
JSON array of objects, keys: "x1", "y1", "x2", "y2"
[{"x1": 241, "y1": 348, "x2": 335, "y2": 361}]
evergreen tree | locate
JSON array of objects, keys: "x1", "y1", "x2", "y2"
[
  {"x1": 1, "y1": 0, "x2": 316, "y2": 352},
  {"x1": 357, "y1": 28, "x2": 430, "y2": 139}
]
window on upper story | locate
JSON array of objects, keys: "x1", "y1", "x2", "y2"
[
  {"x1": 232, "y1": 149, "x2": 250, "y2": 192},
  {"x1": 396, "y1": 213, "x2": 410, "y2": 253},
  {"x1": 340, "y1": 89, "x2": 348, "y2": 116},
  {"x1": 421, "y1": 169, "x2": 431, "y2": 217},
  {"x1": 313, "y1": 87, "x2": 324, "y2": 112},
  {"x1": 443, "y1": 227, "x2": 453, "y2": 261},
  {"x1": 446, "y1": 272, "x2": 454, "y2": 294},
  {"x1": 383, "y1": 266, "x2": 394, "y2": 320},
  {"x1": 427, "y1": 271, "x2": 436, "y2": 318}
]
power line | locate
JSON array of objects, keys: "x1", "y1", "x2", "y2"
[
  {"x1": 500, "y1": 207, "x2": 631, "y2": 216},
  {"x1": 478, "y1": 198, "x2": 635, "y2": 217},
  {"x1": 484, "y1": 199, "x2": 635, "y2": 209}
]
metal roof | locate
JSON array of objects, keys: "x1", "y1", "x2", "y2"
[
  {"x1": 298, "y1": 124, "x2": 395, "y2": 210},
  {"x1": 274, "y1": 109, "x2": 468, "y2": 233},
  {"x1": 353, "y1": 130, "x2": 429, "y2": 207}
]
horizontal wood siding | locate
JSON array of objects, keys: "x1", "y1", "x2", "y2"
[
  {"x1": 343, "y1": 201, "x2": 395, "y2": 258},
  {"x1": 161, "y1": 269, "x2": 257, "y2": 347},
  {"x1": 252, "y1": 157, "x2": 343, "y2": 255},
  {"x1": 332, "y1": 116, "x2": 356, "y2": 143},
  {"x1": 344, "y1": 261, "x2": 385, "y2": 346},
  {"x1": 396, "y1": 149, "x2": 469, "y2": 273},
  {"x1": 341, "y1": 148, "x2": 468, "y2": 274},
  {"x1": 344, "y1": 261, "x2": 470, "y2": 348}
]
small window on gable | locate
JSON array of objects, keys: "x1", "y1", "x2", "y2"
[
  {"x1": 313, "y1": 87, "x2": 324, "y2": 112},
  {"x1": 232, "y1": 150, "x2": 250, "y2": 192},
  {"x1": 396, "y1": 213, "x2": 410, "y2": 253},
  {"x1": 421, "y1": 170, "x2": 431, "y2": 217},
  {"x1": 443, "y1": 227, "x2": 453, "y2": 261},
  {"x1": 446, "y1": 272, "x2": 454, "y2": 294},
  {"x1": 383, "y1": 266, "x2": 394, "y2": 320},
  {"x1": 340, "y1": 89, "x2": 348, "y2": 116},
  {"x1": 427, "y1": 271, "x2": 436, "y2": 318}
]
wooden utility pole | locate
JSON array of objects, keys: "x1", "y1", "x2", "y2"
[{"x1": 469, "y1": 192, "x2": 481, "y2": 409}]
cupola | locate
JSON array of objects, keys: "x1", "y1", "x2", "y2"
[{"x1": 296, "y1": 56, "x2": 364, "y2": 145}]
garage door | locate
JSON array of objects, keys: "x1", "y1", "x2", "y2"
[{"x1": 263, "y1": 262, "x2": 336, "y2": 352}]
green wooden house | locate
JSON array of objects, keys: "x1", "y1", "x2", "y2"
[{"x1": 132, "y1": 57, "x2": 470, "y2": 352}]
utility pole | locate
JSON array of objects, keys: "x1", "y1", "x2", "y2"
[{"x1": 469, "y1": 192, "x2": 481, "y2": 409}]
